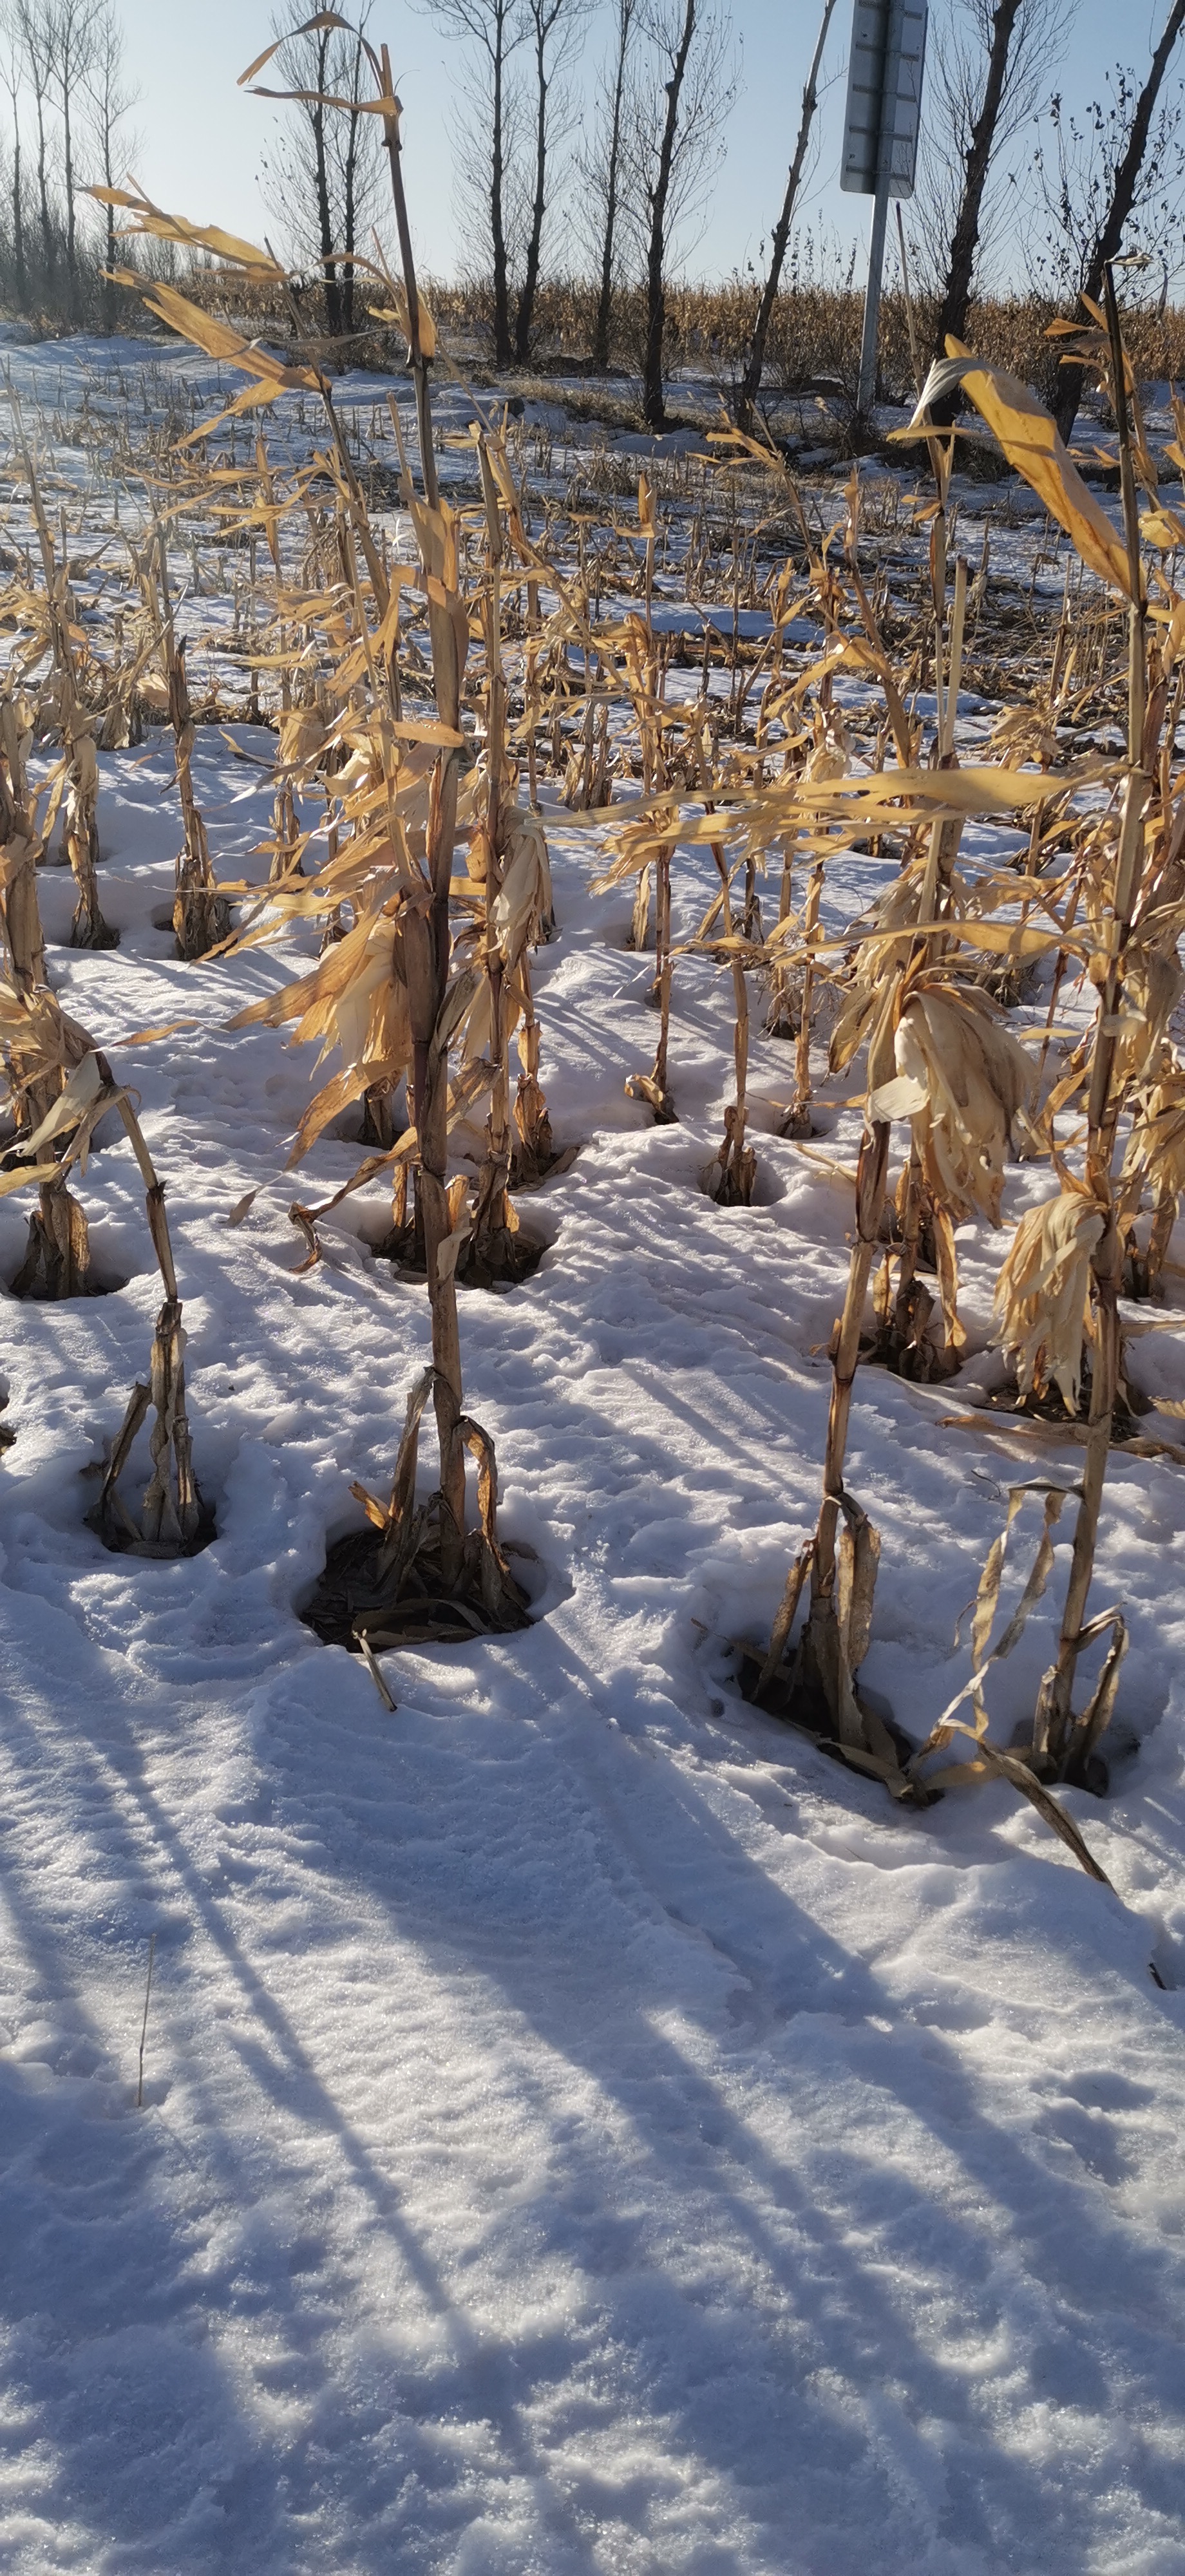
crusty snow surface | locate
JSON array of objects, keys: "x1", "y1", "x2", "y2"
[{"x1": 2, "y1": 338, "x2": 1185, "y2": 2575}]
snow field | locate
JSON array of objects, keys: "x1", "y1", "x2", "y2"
[{"x1": 0, "y1": 336, "x2": 1183, "y2": 2574}]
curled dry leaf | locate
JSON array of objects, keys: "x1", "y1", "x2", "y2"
[
  {"x1": 492, "y1": 809, "x2": 553, "y2": 965},
  {"x1": 886, "y1": 982, "x2": 1038, "y2": 1225},
  {"x1": 899, "y1": 344, "x2": 1133, "y2": 599},
  {"x1": 229, "y1": 911, "x2": 414, "y2": 1161},
  {"x1": 992, "y1": 1186, "x2": 1104, "y2": 1414}
]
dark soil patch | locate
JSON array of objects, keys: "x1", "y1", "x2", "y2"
[
  {"x1": 301, "y1": 1524, "x2": 533, "y2": 1651},
  {"x1": 374, "y1": 1224, "x2": 546, "y2": 1293}
]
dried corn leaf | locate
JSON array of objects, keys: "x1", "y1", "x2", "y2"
[
  {"x1": 899, "y1": 345, "x2": 1133, "y2": 598},
  {"x1": 993, "y1": 1186, "x2": 1103, "y2": 1412},
  {"x1": 891, "y1": 983, "x2": 1037, "y2": 1224}
]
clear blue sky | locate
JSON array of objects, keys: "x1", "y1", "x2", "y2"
[{"x1": 109, "y1": 0, "x2": 1176, "y2": 287}]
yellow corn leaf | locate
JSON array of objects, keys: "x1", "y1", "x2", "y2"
[
  {"x1": 247, "y1": 83, "x2": 396, "y2": 117},
  {"x1": 111, "y1": 272, "x2": 322, "y2": 393},
  {"x1": 88, "y1": 187, "x2": 282, "y2": 278},
  {"x1": 0, "y1": 1160, "x2": 62, "y2": 1195},
  {"x1": 367, "y1": 289, "x2": 437, "y2": 359},
  {"x1": 239, "y1": 13, "x2": 351, "y2": 84},
  {"x1": 390, "y1": 717, "x2": 464, "y2": 749},
  {"x1": 993, "y1": 1186, "x2": 1103, "y2": 1413},
  {"x1": 178, "y1": 381, "x2": 301, "y2": 448},
  {"x1": 1141, "y1": 508, "x2": 1185, "y2": 550},
  {"x1": 898, "y1": 343, "x2": 1133, "y2": 598}
]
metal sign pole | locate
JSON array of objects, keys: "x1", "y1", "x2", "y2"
[
  {"x1": 841, "y1": 0, "x2": 927, "y2": 419},
  {"x1": 857, "y1": 173, "x2": 891, "y2": 416}
]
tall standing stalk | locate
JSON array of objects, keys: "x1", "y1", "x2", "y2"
[
  {"x1": 701, "y1": 748, "x2": 756, "y2": 1204},
  {"x1": 1033, "y1": 268, "x2": 1150, "y2": 1776},
  {"x1": 19, "y1": 432, "x2": 115, "y2": 951},
  {"x1": 625, "y1": 479, "x2": 676, "y2": 1120},
  {"x1": 0, "y1": 690, "x2": 45, "y2": 997},
  {"x1": 144, "y1": 515, "x2": 227, "y2": 960},
  {"x1": 376, "y1": 37, "x2": 467, "y2": 1564},
  {"x1": 469, "y1": 434, "x2": 517, "y2": 1273},
  {"x1": 0, "y1": 692, "x2": 91, "y2": 1297},
  {"x1": 762, "y1": 525, "x2": 969, "y2": 1776},
  {"x1": 885, "y1": 556, "x2": 969, "y2": 1368}
]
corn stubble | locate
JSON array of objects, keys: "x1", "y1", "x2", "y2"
[
  {"x1": 95, "y1": 33, "x2": 554, "y2": 1638},
  {"x1": 0, "y1": 26, "x2": 1178, "y2": 1884},
  {"x1": 726, "y1": 307, "x2": 1185, "y2": 1857}
]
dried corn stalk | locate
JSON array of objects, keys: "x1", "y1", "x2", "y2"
[
  {"x1": 109, "y1": 40, "x2": 532, "y2": 1627},
  {"x1": 131, "y1": 516, "x2": 229, "y2": 960},
  {"x1": 909, "y1": 1481, "x2": 1116, "y2": 1862},
  {"x1": 15, "y1": 428, "x2": 115, "y2": 951},
  {"x1": 0, "y1": 985, "x2": 98, "y2": 1295},
  {"x1": 0, "y1": 990, "x2": 206, "y2": 1544},
  {"x1": 0, "y1": 688, "x2": 46, "y2": 998}
]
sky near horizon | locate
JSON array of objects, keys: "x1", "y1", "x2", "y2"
[{"x1": 94, "y1": 0, "x2": 1179, "y2": 294}]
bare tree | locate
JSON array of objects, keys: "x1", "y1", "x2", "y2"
[
  {"x1": 582, "y1": 0, "x2": 639, "y2": 370},
  {"x1": 421, "y1": 0, "x2": 525, "y2": 366},
  {"x1": 334, "y1": 18, "x2": 372, "y2": 335},
  {"x1": 0, "y1": 4, "x2": 26, "y2": 305},
  {"x1": 910, "y1": 0, "x2": 1067, "y2": 395},
  {"x1": 47, "y1": 0, "x2": 102, "y2": 321},
  {"x1": 630, "y1": 0, "x2": 735, "y2": 430},
  {"x1": 736, "y1": 0, "x2": 837, "y2": 433},
  {"x1": 19, "y1": 0, "x2": 57, "y2": 291},
  {"x1": 1038, "y1": 6, "x2": 1185, "y2": 439},
  {"x1": 86, "y1": 0, "x2": 137, "y2": 333},
  {"x1": 260, "y1": 1, "x2": 381, "y2": 338},
  {"x1": 513, "y1": 0, "x2": 579, "y2": 360},
  {"x1": 931, "y1": 0, "x2": 1026, "y2": 359}
]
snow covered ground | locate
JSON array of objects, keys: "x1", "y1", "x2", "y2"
[{"x1": 1, "y1": 335, "x2": 1185, "y2": 2575}]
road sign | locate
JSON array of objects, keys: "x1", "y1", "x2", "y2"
[
  {"x1": 842, "y1": 0, "x2": 927, "y2": 198},
  {"x1": 842, "y1": 0, "x2": 928, "y2": 413}
]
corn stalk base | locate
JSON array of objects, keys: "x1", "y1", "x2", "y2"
[
  {"x1": 303, "y1": 1367, "x2": 531, "y2": 1650},
  {"x1": 302, "y1": 1512, "x2": 531, "y2": 1651},
  {"x1": 738, "y1": 1625, "x2": 938, "y2": 1808},
  {"x1": 375, "y1": 1217, "x2": 545, "y2": 1293},
  {"x1": 12, "y1": 1184, "x2": 95, "y2": 1300}
]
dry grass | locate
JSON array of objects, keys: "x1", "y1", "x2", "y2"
[{"x1": 182, "y1": 265, "x2": 1185, "y2": 416}]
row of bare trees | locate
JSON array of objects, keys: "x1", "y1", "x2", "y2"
[
  {"x1": 0, "y1": 0, "x2": 136, "y2": 325},
  {"x1": 337, "y1": 0, "x2": 734, "y2": 424},
  {"x1": 0, "y1": 0, "x2": 1182, "y2": 449},
  {"x1": 257, "y1": 6, "x2": 382, "y2": 343},
  {"x1": 257, "y1": 0, "x2": 734, "y2": 424},
  {"x1": 916, "y1": 0, "x2": 1185, "y2": 437},
  {"x1": 407, "y1": 0, "x2": 1185, "y2": 432}
]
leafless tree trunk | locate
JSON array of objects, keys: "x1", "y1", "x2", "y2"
[
  {"x1": 932, "y1": 0, "x2": 1025, "y2": 366},
  {"x1": 421, "y1": 0, "x2": 523, "y2": 366},
  {"x1": 47, "y1": 0, "x2": 102, "y2": 323},
  {"x1": 261, "y1": 5, "x2": 381, "y2": 340},
  {"x1": 513, "y1": 0, "x2": 574, "y2": 361},
  {"x1": 1052, "y1": 0, "x2": 1185, "y2": 439},
  {"x1": 634, "y1": 0, "x2": 733, "y2": 430},
  {"x1": 591, "y1": 0, "x2": 636, "y2": 369},
  {"x1": 0, "y1": 11, "x2": 26, "y2": 305},
  {"x1": 642, "y1": 0, "x2": 697, "y2": 430},
  {"x1": 736, "y1": 0, "x2": 837, "y2": 432},
  {"x1": 87, "y1": 2, "x2": 137, "y2": 334},
  {"x1": 311, "y1": 19, "x2": 341, "y2": 333},
  {"x1": 20, "y1": 0, "x2": 57, "y2": 289},
  {"x1": 339, "y1": 28, "x2": 365, "y2": 336}
]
